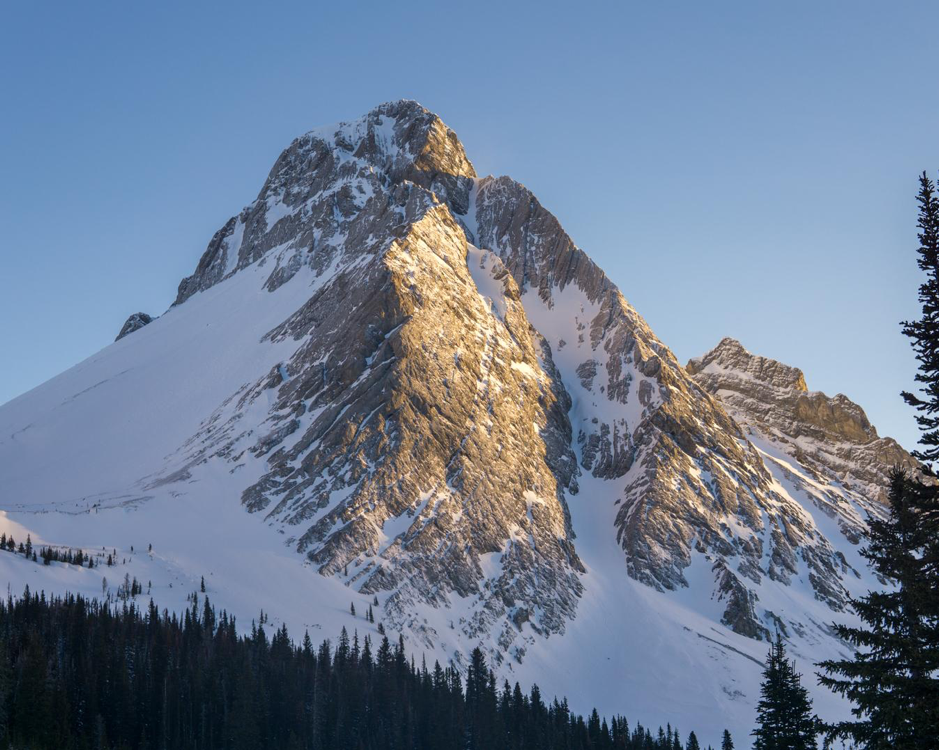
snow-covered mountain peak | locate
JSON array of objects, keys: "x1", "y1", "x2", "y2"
[
  {"x1": 0, "y1": 103, "x2": 913, "y2": 745},
  {"x1": 301, "y1": 99, "x2": 476, "y2": 181}
]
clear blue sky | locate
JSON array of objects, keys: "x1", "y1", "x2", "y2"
[{"x1": 2, "y1": 1, "x2": 937, "y2": 452}]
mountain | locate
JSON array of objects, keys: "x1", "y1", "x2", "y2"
[
  {"x1": 0, "y1": 101, "x2": 913, "y2": 745},
  {"x1": 687, "y1": 337, "x2": 917, "y2": 523}
]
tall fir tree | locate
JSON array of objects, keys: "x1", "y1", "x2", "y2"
[
  {"x1": 901, "y1": 172, "x2": 939, "y2": 465},
  {"x1": 752, "y1": 633, "x2": 817, "y2": 750},
  {"x1": 721, "y1": 728, "x2": 734, "y2": 750},
  {"x1": 818, "y1": 469, "x2": 939, "y2": 747},
  {"x1": 817, "y1": 172, "x2": 939, "y2": 749}
]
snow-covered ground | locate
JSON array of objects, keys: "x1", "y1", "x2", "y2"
[{"x1": 0, "y1": 463, "x2": 860, "y2": 747}]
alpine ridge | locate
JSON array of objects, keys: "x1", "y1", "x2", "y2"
[
  {"x1": 687, "y1": 337, "x2": 917, "y2": 542},
  {"x1": 0, "y1": 101, "x2": 913, "y2": 745}
]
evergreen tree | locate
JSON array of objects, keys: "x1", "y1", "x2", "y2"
[
  {"x1": 0, "y1": 586, "x2": 710, "y2": 750},
  {"x1": 753, "y1": 633, "x2": 817, "y2": 750},
  {"x1": 686, "y1": 730, "x2": 700, "y2": 750},
  {"x1": 721, "y1": 728, "x2": 734, "y2": 750},
  {"x1": 0, "y1": 640, "x2": 9, "y2": 745},
  {"x1": 12, "y1": 634, "x2": 50, "y2": 747},
  {"x1": 818, "y1": 472, "x2": 939, "y2": 747},
  {"x1": 817, "y1": 171, "x2": 939, "y2": 749},
  {"x1": 901, "y1": 172, "x2": 939, "y2": 464}
]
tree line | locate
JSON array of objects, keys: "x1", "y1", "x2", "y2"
[
  {"x1": 0, "y1": 589, "x2": 726, "y2": 750},
  {"x1": 0, "y1": 533, "x2": 142, "y2": 570}
]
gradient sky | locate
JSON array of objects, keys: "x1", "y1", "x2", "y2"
[{"x1": 2, "y1": 1, "x2": 938, "y2": 452}]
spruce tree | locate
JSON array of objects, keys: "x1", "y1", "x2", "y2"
[
  {"x1": 721, "y1": 728, "x2": 734, "y2": 750},
  {"x1": 901, "y1": 172, "x2": 939, "y2": 464},
  {"x1": 0, "y1": 585, "x2": 718, "y2": 749},
  {"x1": 818, "y1": 471, "x2": 939, "y2": 747},
  {"x1": 817, "y1": 172, "x2": 939, "y2": 749},
  {"x1": 752, "y1": 633, "x2": 817, "y2": 750}
]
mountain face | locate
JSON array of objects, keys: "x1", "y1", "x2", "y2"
[
  {"x1": 0, "y1": 101, "x2": 913, "y2": 743},
  {"x1": 687, "y1": 338, "x2": 918, "y2": 543}
]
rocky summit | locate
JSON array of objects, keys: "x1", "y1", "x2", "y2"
[
  {"x1": 687, "y1": 337, "x2": 918, "y2": 542},
  {"x1": 0, "y1": 101, "x2": 915, "y2": 742}
]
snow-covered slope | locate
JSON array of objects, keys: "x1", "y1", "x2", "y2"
[{"x1": 0, "y1": 101, "x2": 910, "y2": 746}]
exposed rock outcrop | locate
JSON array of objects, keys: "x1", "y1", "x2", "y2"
[
  {"x1": 687, "y1": 337, "x2": 918, "y2": 505},
  {"x1": 115, "y1": 312, "x2": 153, "y2": 341}
]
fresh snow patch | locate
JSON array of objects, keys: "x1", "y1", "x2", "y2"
[{"x1": 511, "y1": 361, "x2": 539, "y2": 379}]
